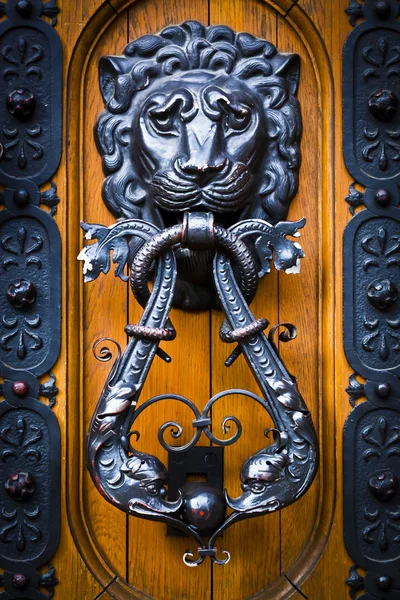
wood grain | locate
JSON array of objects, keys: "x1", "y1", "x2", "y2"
[
  {"x1": 125, "y1": 2, "x2": 211, "y2": 600},
  {"x1": 208, "y1": 3, "x2": 281, "y2": 599},
  {"x1": 81, "y1": 7, "x2": 130, "y2": 578},
  {"x1": 276, "y1": 10, "x2": 320, "y2": 573},
  {"x1": 57, "y1": 1, "x2": 349, "y2": 599}
]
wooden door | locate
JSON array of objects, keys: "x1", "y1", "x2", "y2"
[{"x1": 1, "y1": 0, "x2": 393, "y2": 599}]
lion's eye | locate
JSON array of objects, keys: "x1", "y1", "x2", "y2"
[
  {"x1": 224, "y1": 109, "x2": 251, "y2": 132},
  {"x1": 149, "y1": 110, "x2": 177, "y2": 135}
]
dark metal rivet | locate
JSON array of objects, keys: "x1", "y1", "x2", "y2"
[
  {"x1": 6, "y1": 88, "x2": 36, "y2": 120},
  {"x1": 376, "y1": 382, "x2": 391, "y2": 398},
  {"x1": 369, "y1": 469, "x2": 398, "y2": 502},
  {"x1": 374, "y1": 1, "x2": 391, "y2": 18},
  {"x1": 368, "y1": 89, "x2": 398, "y2": 121},
  {"x1": 7, "y1": 280, "x2": 37, "y2": 308},
  {"x1": 13, "y1": 188, "x2": 30, "y2": 206},
  {"x1": 375, "y1": 189, "x2": 391, "y2": 207},
  {"x1": 5, "y1": 471, "x2": 35, "y2": 501},
  {"x1": 367, "y1": 278, "x2": 398, "y2": 311},
  {"x1": 12, "y1": 573, "x2": 29, "y2": 589},
  {"x1": 16, "y1": 0, "x2": 33, "y2": 17},
  {"x1": 377, "y1": 575, "x2": 392, "y2": 591},
  {"x1": 12, "y1": 381, "x2": 29, "y2": 397}
]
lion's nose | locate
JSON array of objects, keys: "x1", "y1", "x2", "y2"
[
  {"x1": 178, "y1": 156, "x2": 227, "y2": 181},
  {"x1": 178, "y1": 121, "x2": 227, "y2": 183}
]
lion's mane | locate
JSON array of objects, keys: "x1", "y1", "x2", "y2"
[{"x1": 95, "y1": 20, "x2": 302, "y2": 226}]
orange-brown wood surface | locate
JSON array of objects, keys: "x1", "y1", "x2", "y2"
[{"x1": 43, "y1": 0, "x2": 355, "y2": 598}]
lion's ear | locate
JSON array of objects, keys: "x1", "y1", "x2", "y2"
[
  {"x1": 98, "y1": 56, "x2": 130, "y2": 105},
  {"x1": 274, "y1": 53, "x2": 300, "y2": 95}
]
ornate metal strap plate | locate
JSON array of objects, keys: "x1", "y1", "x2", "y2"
[
  {"x1": 0, "y1": 1, "x2": 61, "y2": 598},
  {"x1": 343, "y1": 1, "x2": 400, "y2": 597},
  {"x1": 80, "y1": 21, "x2": 318, "y2": 567}
]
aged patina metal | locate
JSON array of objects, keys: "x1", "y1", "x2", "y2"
[
  {"x1": 343, "y1": 1, "x2": 400, "y2": 597},
  {"x1": 80, "y1": 21, "x2": 318, "y2": 566},
  {"x1": 0, "y1": 0, "x2": 61, "y2": 597}
]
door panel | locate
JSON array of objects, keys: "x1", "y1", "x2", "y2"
[
  {"x1": 65, "y1": 1, "x2": 335, "y2": 599},
  {"x1": 0, "y1": 0, "x2": 360, "y2": 598}
]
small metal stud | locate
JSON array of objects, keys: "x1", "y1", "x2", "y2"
[
  {"x1": 13, "y1": 188, "x2": 30, "y2": 206},
  {"x1": 377, "y1": 575, "x2": 392, "y2": 591},
  {"x1": 12, "y1": 381, "x2": 29, "y2": 397},
  {"x1": 374, "y1": 1, "x2": 391, "y2": 19},
  {"x1": 12, "y1": 573, "x2": 29, "y2": 589},
  {"x1": 16, "y1": 0, "x2": 33, "y2": 17},
  {"x1": 375, "y1": 189, "x2": 391, "y2": 207},
  {"x1": 376, "y1": 382, "x2": 391, "y2": 398}
]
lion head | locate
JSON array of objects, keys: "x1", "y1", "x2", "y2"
[{"x1": 95, "y1": 21, "x2": 302, "y2": 308}]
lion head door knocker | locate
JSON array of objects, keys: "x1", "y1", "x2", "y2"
[{"x1": 79, "y1": 21, "x2": 318, "y2": 566}]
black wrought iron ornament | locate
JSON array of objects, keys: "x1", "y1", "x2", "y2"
[
  {"x1": 80, "y1": 22, "x2": 318, "y2": 566},
  {"x1": 343, "y1": 1, "x2": 400, "y2": 598},
  {"x1": 0, "y1": 1, "x2": 61, "y2": 598}
]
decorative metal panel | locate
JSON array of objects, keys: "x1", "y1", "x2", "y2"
[
  {"x1": 343, "y1": 1, "x2": 400, "y2": 598},
  {"x1": 0, "y1": 0, "x2": 62, "y2": 186},
  {"x1": 0, "y1": 1, "x2": 61, "y2": 599},
  {"x1": 343, "y1": 208, "x2": 400, "y2": 379},
  {"x1": 0, "y1": 206, "x2": 61, "y2": 378},
  {"x1": 0, "y1": 397, "x2": 61, "y2": 566}
]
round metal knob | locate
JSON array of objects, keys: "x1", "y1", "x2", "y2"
[
  {"x1": 377, "y1": 575, "x2": 392, "y2": 591},
  {"x1": 14, "y1": 188, "x2": 31, "y2": 206},
  {"x1": 368, "y1": 89, "x2": 398, "y2": 121},
  {"x1": 367, "y1": 278, "x2": 398, "y2": 311},
  {"x1": 7, "y1": 280, "x2": 37, "y2": 308},
  {"x1": 5, "y1": 472, "x2": 35, "y2": 501},
  {"x1": 375, "y1": 189, "x2": 391, "y2": 207},
  {"x1": 369, "y1": 469, "x2": 398, "y2": 502},
  {"x1": 12, "y1": 381, "x2": 29, "y2": 397},
  {"x1": 181, "y1": 483, "x2": 226, "y2": 532},
  {"x1": 16, "y1": 0, "x2": 33, "y2": 17},
  {"x1": 374, "y1": 1, "x2": 391, "y2": 18},
  {"x1": 12, "y1": 573, "x2": 29, "y2": 589},
  {"x1": 376, "y1": 382, "x2": 391, "y2": 398},
  {"x1": 6, "y1": 88, "x2": 36, "y2": 120}
]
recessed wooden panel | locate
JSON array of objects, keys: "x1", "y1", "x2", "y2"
[{"x1": 63, "y1": 1, "x2": 338, "y2": 599}]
